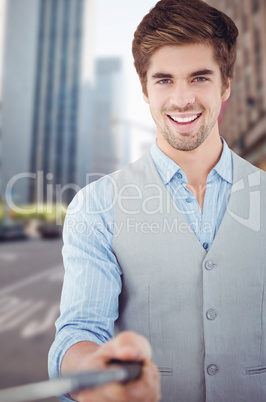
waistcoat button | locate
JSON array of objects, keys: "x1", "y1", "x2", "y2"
[
  {"x1": 207, "y1": 364, "x2": 219, "y2": 376},
  {"x1": 206, "y1": 309, "x2": 217, "y2": 320},
  {"x1": 205, "y1": 260, "x2": 215, "y2": 270}
]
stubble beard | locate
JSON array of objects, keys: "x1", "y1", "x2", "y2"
[
  {"x1": 161, "y1": 122, "x2": 210, "y2": 151},
  {"x1": 156, "y1": 108, "x2": 217, "y2": 152}
]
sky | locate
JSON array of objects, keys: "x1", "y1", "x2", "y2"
[
  {"x1": 94, "y1": 0, "x2": 157, "y2": 159},
  {"x1": 0, "y1": 0, "x2": 157, "y2": 160}
]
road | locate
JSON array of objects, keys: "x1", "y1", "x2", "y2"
[{"x1": 0, "y1": 238, "x2": 64, "y2": 402}]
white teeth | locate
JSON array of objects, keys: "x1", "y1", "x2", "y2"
[{"x1": 170, "y1": 114, "x2": 200, "y2": 123}]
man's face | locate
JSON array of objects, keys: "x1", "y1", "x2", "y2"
[{"x1": 143, "y1": 44, "x2": 231, "y2": 152}]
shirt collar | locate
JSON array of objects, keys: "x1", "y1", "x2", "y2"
[
  {"x1": 150, "y1": 137, "x2": 233, "y2": 185},
  {"x1": 211, "y1": 138, "x2": 233, "y2": 184},
  {"x1": 150, "y1": 140, "x2": 183, "y2": 185}
]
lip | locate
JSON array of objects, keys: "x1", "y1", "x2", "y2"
[{"x1": 167, "y1": 113, "x2": 202, "y2": 133}]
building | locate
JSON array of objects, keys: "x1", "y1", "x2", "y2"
[
  {"x1": 1, "y1": 0, "x2": 94, "y2": 206},
  {"x1": 89, "y1": 57, "x2": 128, "y2": 177},
  {"x1": 207, "y1": 0, "x2": 266, "y2": 170},
  {"x1": 0, "y1": 0, "x2": 7, "y2": 201}
]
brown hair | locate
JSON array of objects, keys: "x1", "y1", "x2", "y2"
[{"x1": 132, "y1": 0, "x2": 239, "y2": 95}]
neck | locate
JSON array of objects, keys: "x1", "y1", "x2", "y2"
[{"x1": 157, "y1": 132, "x2": 223, "y2": 186}]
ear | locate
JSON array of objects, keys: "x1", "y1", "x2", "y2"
[
  {"x1": 222, "y1": 78, "x2": 231, "y2": 102},
  {"x1": 143, "y1": 92, "x2": 150, "y2": 104}
]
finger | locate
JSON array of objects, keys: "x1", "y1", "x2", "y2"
[
  {"x1": 112, "y1": 361, "x2": 160, "y2": 402},
  {"x1": 94, "y1": 331, "x2": 152, "y2": 364},
  {"x1": 76, "y1": 382, "x2": 128, "y2": 402},
  {"x1": 73, "y1": 361, "x2": 161, "y2": 402}
]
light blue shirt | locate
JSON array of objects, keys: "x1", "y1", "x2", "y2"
[
  {"x1": 150, "y1": 139, "x2": 233, "y2": 252},
  {"x1": 48, "y1": 139, "x2": 233, "y2": 392}
]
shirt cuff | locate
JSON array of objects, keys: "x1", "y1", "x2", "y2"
[{"x1": 48, "y1": 328, "x2": 105, "y2": 380}]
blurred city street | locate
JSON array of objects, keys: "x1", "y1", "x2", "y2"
[
  {"x1": 0, "y1": 238, "x2": 64, "y2": 402},
  {"x1": 0, "y1": 0, "x2": 265, "y2": 401}
]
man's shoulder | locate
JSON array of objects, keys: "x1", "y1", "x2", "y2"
[
  {"x1": 232, "y1": 151, "x2": 266, "y2": 180},
  {"x1": 111, "y1": 151, "x2": 155, "y2": 185},
  {"x1": 67, "y1": 174, "x2": 115, "y2": 218},
  {"x1": 67, "y1": 151, "x2": 153, "y2": 216}
]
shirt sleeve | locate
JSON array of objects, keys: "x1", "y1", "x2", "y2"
[{"x1": 48, "y1": 174, "x2": 122, "y2": 382}]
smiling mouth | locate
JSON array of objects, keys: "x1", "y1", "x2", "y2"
[{"x1": 168, "y1": 113, "x2": 202, "y2": 124}]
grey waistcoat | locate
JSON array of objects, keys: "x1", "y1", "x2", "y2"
[{"x1": 112, "y1": 150, "x2": 266, "y2": 402}]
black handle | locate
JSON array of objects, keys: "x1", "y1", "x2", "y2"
[
  {"x1": 108, "y1": 359, "x2": 143, "y2": 383},
  {"x1": 67, "y1": 360, "x2": 144, "y2": 393}
]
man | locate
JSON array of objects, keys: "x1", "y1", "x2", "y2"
[{"x1": 49, "y1": 0, "x2": 266, "y2": 401}]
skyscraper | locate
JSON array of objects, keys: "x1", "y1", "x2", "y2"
[
  {"x1": 89, "y1": 57, "x2": 128, "y2": 176},
  {"x1": 1, "y1": 0, "x2": 94, "y2": 206},
  {"x1": 30, "y1": 0, "x2": 82, "y2": 202}
]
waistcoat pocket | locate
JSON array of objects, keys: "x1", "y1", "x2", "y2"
[
  {"x1": 158, "y1": 367, "x2": 173, "y2": 376},
  {"x1": 246, "y1": 365, "x2": 266, "y2": 375}
]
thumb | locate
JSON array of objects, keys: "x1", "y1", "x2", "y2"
[{"x1": 96, "y1": 331, "x2": 152, "y2": 363}]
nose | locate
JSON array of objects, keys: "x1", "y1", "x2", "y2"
[{"x1": 169, "y1": 82, "x2": 195, "y2": 108}]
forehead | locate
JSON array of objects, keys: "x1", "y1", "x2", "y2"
[{"x1": 147, "y1": 43, "x2": 221, "y2": 77}]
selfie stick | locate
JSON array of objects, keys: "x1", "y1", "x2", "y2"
[{"x1": 0, "y1": 361, "x2": 143, "y2": 402}]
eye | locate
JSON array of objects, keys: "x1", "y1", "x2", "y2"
[
  {"x1": 193, "y1": 77, "x2": 208, "y2": 83},
  {"x1": 158, "y1": 79, "x2": 172, "y2": 84}
]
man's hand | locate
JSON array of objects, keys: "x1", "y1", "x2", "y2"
[{"x1": 62, "y1": 331, "x2": 161, "y2": 402}]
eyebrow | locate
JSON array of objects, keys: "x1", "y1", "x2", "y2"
[
  {"x1": 189, "y1": 69, "x2": 215, "y2": 78},
  {"x1": 151, "y1": 69, "x2": 215, "y2": 80},
  {"x1": 151, "y1": 73, "x2": 174, "y2": 80}
]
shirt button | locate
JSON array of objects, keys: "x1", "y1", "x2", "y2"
[
  {"x1": 206, "y1": 309, "x2": 217, "y2": 320},
  {"x1": 186, "y1": 197, "x2": 193, "y2": 203},
  {"x1": 205, "y1": 260, "x2": 215, "y2": 270},
  {"x1": 203, "y1": 242, "x2": 209, "y2": 250},
  {"x1": 207, "y1": 364, "x2": 219, "y2": 376},
  {"x1": 177, "y1": 172, "x2": 183, "y2": 179}
]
